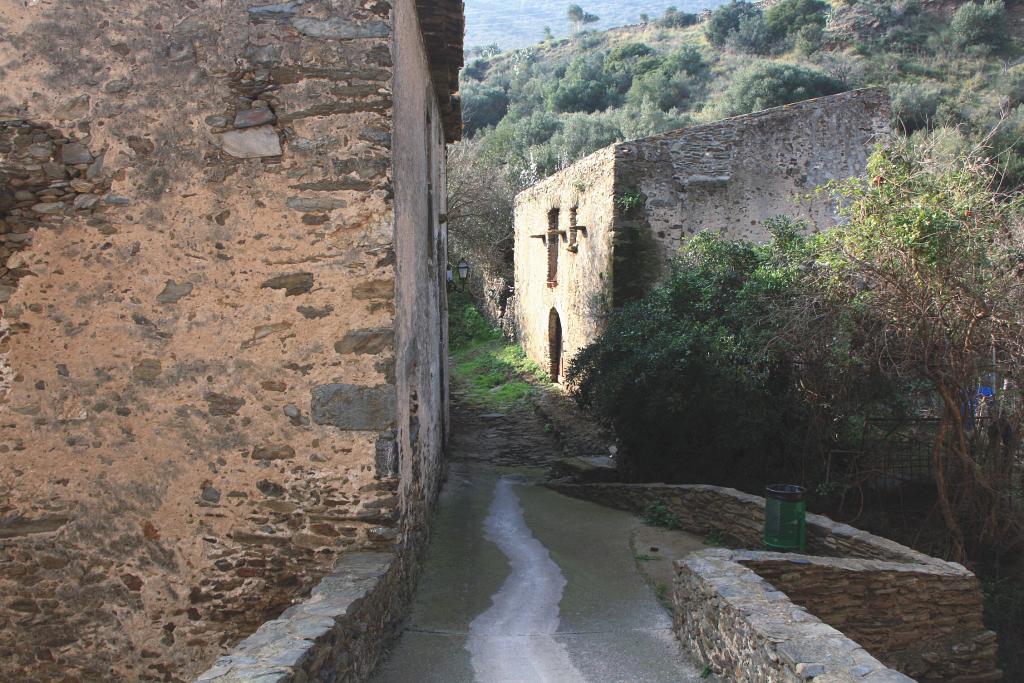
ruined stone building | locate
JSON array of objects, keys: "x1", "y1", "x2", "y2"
[
  {"x1": 514, "y1": 89, "x2": 890, "y2": 381},
  {"x1": 0, "y1": 0, "x2": 462, "y2": 680}
]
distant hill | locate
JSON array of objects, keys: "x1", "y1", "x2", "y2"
[
  {"x1": 464, "y1": 0, "x2": 729, "y2": 49},
  {"x1": 457, "y1": 0, "x2": 1024, "y2": 190}
]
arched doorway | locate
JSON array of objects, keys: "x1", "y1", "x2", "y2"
[{"x1": 548, "y1": 308, "x2": 562, "y2": 383}]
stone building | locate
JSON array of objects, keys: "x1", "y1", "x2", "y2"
[
  {"x1": 514, "y1": 89, "x2": 890, "y2": 381},
  {"x1": 0, "y1": 0, "x2": 461, "y2": 680}
]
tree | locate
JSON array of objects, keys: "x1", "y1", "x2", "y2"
[
  {"x1": 951, "y1": 0, "x2": 1008, "y2": 52},
  {"x1": 567, "y1": 226, "x2": 813, "y2": 485},
  {"x1": 719, "y1": 62, "x2": 844, "y2": 116},
  {"x1": 446, "y1": 138, "x2": 519, "y2": 294},
  {"x1": 889, "y1": 81, "x2": 943, "y2": 133},
  {"x1": 461, "y1": 82, "x2": 510, "y2": 137},
  {"x1": 705, "y1": 1, "x2": 762, "y2": 48},
  {"x1": 763, "y1": 0, "x2": 829, "y2": 46},
  {"x1": 815, "y1": 142, "x2": 1024, "y2": 560},
  {"x1": 659, "y1": 6, "x2": 700, "y2": 28},
  {"x1": 567, "y1": 4, "x2": 599, "y2": 33}
]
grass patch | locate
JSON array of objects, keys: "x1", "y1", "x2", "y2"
[{"x1": 449, "y1": 293, "x2": 549, "y2": 409}]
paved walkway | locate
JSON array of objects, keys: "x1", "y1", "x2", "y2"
[{"x1": 370, "y1": 403, "x2": 709, "y2": 683}]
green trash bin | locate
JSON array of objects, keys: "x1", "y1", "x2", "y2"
[{"x1": 764, "y1": 484, "x2": 806, "y2": 553}]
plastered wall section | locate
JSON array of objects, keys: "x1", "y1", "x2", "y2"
[
  {"x1": 0, "y1": 1, "x2": 413, "y2": 680},
  {"x1": 513, "y1": 147, "x2": 616, "y2": 379},
  {"x1": 613, "y1": 88, "x2": 891, "y2": 293},
  {"x1": 391, "y1": 0, "x2": 449, "y2": 551}
]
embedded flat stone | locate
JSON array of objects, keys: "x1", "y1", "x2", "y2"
[
  {"x1": 252, "y1": 445, "x2": 296, "y2": 461},
  {"x1": 54, "y1": 94, "x2": 90, "y2": 120},
  {"x1": 60, "y1": 143, "x2": 93, "y2": 165},
  {"x1": 221, "y1": 125, "x2": 282, "y2": 158},
  {"x1": 334, "y1": 328, "x2": 393, "y2": 355},
  {"x1": 157, "y1": 280, "x2": 193, "y2": 303},
  {"x1": 31, "y1": 202, "x2": 65, "y2": 214},
  {"x1": 285, "y1": 196, "x2": 347, "y2": 212},
  {"x1": 290, "y1": 17, "x2": 389, "y2": 39},
  {"x1": 260, "y1": 272, "x2": 313, "y2": 296},
  {"x1": 234, "y1": 108, "x2": 277, "y2": 128},
  {"x1": 311, "y1": 384, "x2": 396, "y2": 431}
]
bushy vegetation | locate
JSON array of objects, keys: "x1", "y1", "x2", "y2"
[
  {"x1": 719, "y1": 61, "x2": 843, "y2": 116},
  {"x1": 452, "y1": 0, "x2": 1024, "y2": 298},
  {"x1": 567, "y1": 221, "x2": 817, "y2": 486},
  {"x1": 457, "y1": 0, "x2": 1024, "y2": 185},
  {"x1": 568, "y1": 142, "x2": 1024, "y2": 564},
  {"x1": 448, "y1": 293, "x2": 549, "y2": 408}
]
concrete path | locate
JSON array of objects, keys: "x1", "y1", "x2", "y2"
[{"x1": 369, "y1": 462, "x2": 710, "y2": 683}]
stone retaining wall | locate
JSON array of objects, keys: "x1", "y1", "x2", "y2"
[
  {"x1": 197, "y1": 551, "x2": 405, "y2": 683},
  {"x1": 740, "y1": 552, "x2": 998, "y2": 682},
  {"x1": 547, "y1": 481, "x2": 945, "y2": 565},
  {"x1": 676, "y1": 550, "x2": 915, "y2": 683},
  {"x1": 549, "y1": 481, "x2": 1001, "y2": 682}
]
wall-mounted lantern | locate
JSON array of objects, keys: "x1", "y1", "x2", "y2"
[{"x1": 457, "y1": 260, "x2": 469, "y2": 290}]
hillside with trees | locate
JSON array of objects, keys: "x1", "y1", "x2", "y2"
[
  {"x1": 450, "y1": 0, "x2": 1024, "y2": 282},
  {"x1": 460, "y1": 0, "x2": 1023, "y2": 183}
]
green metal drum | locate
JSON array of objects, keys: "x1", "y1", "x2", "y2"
[{"x1": 764, "y1": 484, "x2": 806, "y2": 553}]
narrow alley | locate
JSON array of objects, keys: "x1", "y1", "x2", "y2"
[{"x1": 369, "y1": 399, "x2": 711, "y2": 683}]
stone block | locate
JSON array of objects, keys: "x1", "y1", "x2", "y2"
[
  {"x1": 220, "y1": 125, "x2": 282, "y2": 158},
  {"x1": 311, "y1": 384, "x2": 396, "y2": 431}
]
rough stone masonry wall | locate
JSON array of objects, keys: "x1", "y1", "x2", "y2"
[
  {"x1": 676, "y1": 550, "x2": 915, "y2": 683},
  {"x1": 0, "y1": 1, "x2": 410, "y2": 680},
  {"x1": 201, "y1": 0, "x2": 464, "y2": 679},
  {"x1": 612, "y1": 89, "x2": 891, "y2": 296},
  {"x1": 742, "y1": 553, "x2": 998, "y2": 682},
  {"x1": 549, "y1": 481, "x2": 1000, "y2": 682},
  {"x1": 513, "y1": 147, "x2": 617, "y2": 378}
]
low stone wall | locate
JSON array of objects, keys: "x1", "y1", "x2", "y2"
[
  {"x1": 676, "y1": 550, "x2": 914, "y2": 683},
  {"x1": 547, "y1": 481, "x2": 946, "y2": 565},
  {"x1": 740, "y1": 552, "x2": 998, "y2": 682},
  {"x1": 549, "y1": 481, "x2": 1001, "y2": 682},
  {"x1": 196, "y1": 551, "x2": 406, "y2": 683}
]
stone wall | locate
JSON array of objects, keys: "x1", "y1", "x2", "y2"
[
  {"x1": 513, "y1": 147, "x2": 616, "y2": 380},
  {"x1": 548, "y1": 481, "x2": 1000, "y2": 682},
  {"x1": 676, "y1": 550, "x2": 915, "y2": 683},
  {"x1": 512, "y1": 90, "x2": 890, "y2": 372},
  {"x1": 0, "y1": 0, "x2": 460, "y2": 680},
  {"x1": 613, "y1": 88, "x2": 891, "y2": 293},
  {"x1": 741, "y1": 553, "x2": 998, "y2": 682},
  {"x1": 198, "y1": 551, "x2": 403, "y2": 683}
]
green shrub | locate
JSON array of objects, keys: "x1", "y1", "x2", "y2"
[
  {"x1": 763, "y1": 0, "x2": 829, "y2": 46},
  {"x1": 547, "y1": 54, "x2": 614, "y2": 113},
  {"x1": 658, "y1": 6, "x2": 700, "y2": 28},
  {"x1": 462, "y1": 58, "x2": 490, "y2": 82},
  {"x1": 951, "y1": 0, "x2": 1008, "y2": 52},
  {"x1": 643, "y1": 501, "x2": 681, "y2": 528},
  {"x1": 567, "y1": 223, "x2": 814, "y2": 485},
  {"x1": 719, "y1": 62, "x2": 844, "y2": 116},
  {"x1": 705, "y1": 1, "x2": 762, "y2": 48},
  {"x1": 889, "y1": 81, "x2": 943, "y2": 132},
  {"x1": 627, "y1": 68, "x2": 694, "y2": 111},
  {"x1": 462, "y1": 82, "x2": 510, "y2": 136},
  {"x1": 448, "y1": 292, "x2": 500, "y2": 348}
]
